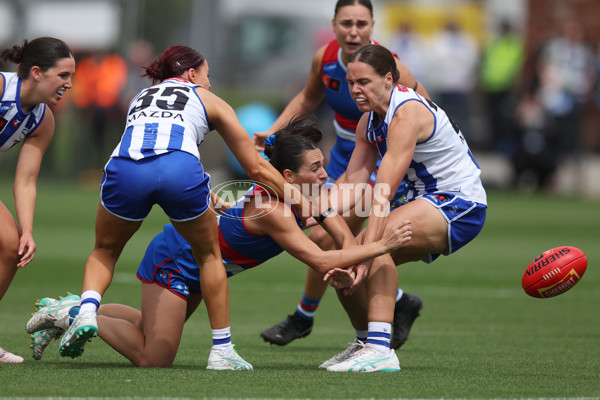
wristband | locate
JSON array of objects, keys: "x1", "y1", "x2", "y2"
[{"x1": 316, "y1": 207, "x2": 334, "y2": 224}]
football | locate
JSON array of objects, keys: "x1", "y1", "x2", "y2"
[{"x1": 522, "y1": 246, "x2": 587, "y2": 298}]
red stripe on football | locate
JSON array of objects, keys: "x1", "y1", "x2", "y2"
[{"x1": 522, "y1": 246, "x2": 587, "y2": 298}]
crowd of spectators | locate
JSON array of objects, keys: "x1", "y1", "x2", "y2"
[
  {"x1": 1, "y1": 14, "x2": 599, "y2": 193},
  {"x1": 389, "y1": 16, "x2": 598, "y2": 191}
]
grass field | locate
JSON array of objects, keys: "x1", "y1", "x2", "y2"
[{"x1": 0, "y1": 179, "x2": 599, "y2": 399}]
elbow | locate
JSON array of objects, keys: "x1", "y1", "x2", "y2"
[
  {"x1": 246, "y1": 166, "x2": 267, "y2": 183},
  {"x1": 244, "y1": 157, "x2": 269, "y2": 183}
]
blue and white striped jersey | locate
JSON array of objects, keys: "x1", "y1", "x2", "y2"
[
  {"x1": 111, "y1": 78, "x2": 209, "y2": 161},
  {"x1": 0, "y1": 72, "x2": 47, "y2": 152},
  {"x1": 366, "y1": 85, "x2": 487, "y2": 204}
]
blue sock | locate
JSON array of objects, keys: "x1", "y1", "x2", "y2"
[
  {"x1": 396, "y1": 288, "x2": 404, "y2": 302},
  {"x1": 68, "y1": 306, "x2": 80, "y2": 327},
  {"x1": 296, "y1": 294, "x2": 321, "y2": 320}
]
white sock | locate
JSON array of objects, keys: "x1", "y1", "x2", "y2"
[
  {"x1": 79, "y1": 290, "x2": 101, "y2": 314},
  {"x1": 366, "y1": 321, "x2": 392, "y2": 354},
  {"x1": 212, "y1": 327, "x2": 234, "y2": 354}
]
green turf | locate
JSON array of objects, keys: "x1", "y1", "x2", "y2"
[{"x1": 1, "y1": 180, "x2": 599, "y2": 399}]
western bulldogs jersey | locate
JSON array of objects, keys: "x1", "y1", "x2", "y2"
[
  {"x1": 217, "y1": 185, "x2": 302, "y2": 275},
  {"x1": 112, "y1": 78, "x2": 209, "y2": 161},
  {"x1": 366, "y1": 85, "x2": 487, "y2": 205},
  {"x1": 320, "y1": 39, "x2": 380, "y2": 142},
  {"x1": 160, "y1": 185, "x2": 302, "y2": 279},
  {"x1": 0, "y1": 73, "x2": 46, "y2": 152}
]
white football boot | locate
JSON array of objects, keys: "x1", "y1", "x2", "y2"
[
  {"x1": 319, "y1": 340, "x2": 365, "y2": 369},
  {"x1": 326, "y1": 344, "x2": 401, "y2": 372},
  {"x1": 206, "y1": 346, "x2": 253, "y2": 370},
  {"x1": 25, "y1": 293, "x2": 80, "y2": 333},
  {"x1": 0, "y1": 346, "x2": 24, "y2": 364},
  {"x1": 31, "y1": 328, "x2": 64, "y2": 360},
  {"x1": 59, "y1": 311, "x2": 98, "y2": 358}
]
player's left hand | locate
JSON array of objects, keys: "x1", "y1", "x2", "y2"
[
  {"x1": 253, "y1": 130, "x2": 270, "y2": 152},
  {"x1": 341, "y1": 262, "x2": 369, "y2": 295},
  {"x1": 17, "y1": 232, "x2": 36, "y2": 268},
  {"x1": 212, "y1": 198, "x2": 235, "y2": 215},
  {"x1": 302, "y1": 217, "x2": 318, "y2": 229},
  {"x1": 324, "y1": 267, "x2": 355, "y2": 289}
]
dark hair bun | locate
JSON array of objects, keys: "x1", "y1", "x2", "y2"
[{"x1": 0, "y1": 43, "x2": 24, "y2": 64}]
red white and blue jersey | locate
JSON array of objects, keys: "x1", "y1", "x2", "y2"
[
  {"x1": 320, "y1": 39, "x2": 367, "y2": 141},
  {"x1": 320, "y1": 39, "x2": 383, "y2": 142},
  {"x1": 0, "y1": 72, "x2": 46, "y2": 152},
  {"x1": 366, "y1": 85, "x2": 487, "y2": 205},
  {"x1": 111, "y1": 78, "x2": 209, "y2": 161},
  {"x1": 319, "y1": 39, "x2": 406, "y2": 193},
  {"x1": 157, "y1": 184, "x2": 302, "y2": 282},
  {"x1": 217, "y1": 184, "x2": 302, "y2": 275}
]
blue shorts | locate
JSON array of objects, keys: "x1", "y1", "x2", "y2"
[
  {"x1": 136, "y1": 228, "x2": 249, "y2": 300},
  {"x1": 418, "y1": 193, "x2": 487, "y2": 263},
  {"x1": 136, "y1": 232, "x2": 199, "y2": 300},
  {"x1": 100, "y1": 151, "x2": 211, "y2": 221}
]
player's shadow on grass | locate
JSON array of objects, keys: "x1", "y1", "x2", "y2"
[{"x1": 39, "y1": 361, "x2": 322, "y2": 371}]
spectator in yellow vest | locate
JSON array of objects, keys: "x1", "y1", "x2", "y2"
[{"x1": 480, "y1": 19, "x2": 524, "y2": 156}]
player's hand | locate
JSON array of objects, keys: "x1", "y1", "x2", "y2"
[
  {"x1": 17, "y1": 232, "x2": 36, "y2": 268},
  {"x1": 212, "y1": 200, "x2": 235, "y2": 215},
  {"x1": 341, "y1": 262, "x2": 369, "y2": 295},
  {"x1": 211, "y1": 193, "x2": 235, "y2": 215},
  {"x1": 253, "y1": 131, "x2": 270, "y2": 152},
  {"x1": 381, "y1": 219, "x2": 412, "y2": 251},
  {"x1": 323, "y1": 267, "x2": 355, "y2": 289},
  {"x1": 302, "y1": 217, "x2": 318, "y2": 229}
]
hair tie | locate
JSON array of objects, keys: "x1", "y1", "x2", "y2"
[{"x1": 264, "y1": 134, "x2": 276, "y2": 147}]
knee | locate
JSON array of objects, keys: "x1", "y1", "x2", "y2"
[
  {"x1": 308, "y1": 226, "x2": 333, "y2": 248},
  {"x1": 134, "y1": 353, "x2": 175, "y2": 368},
  {"x1": 190, "y1": 243, "x2": 221, "y2": 265},
  {"x1": 91, "y1": 237, "x2": 130, "y2": 262},
  {"x1": 135, "y1": 358, "x2": 174, "y2": 368},
  {"x1": 0, "y1": 225, "x2": 20, "y2": 266}
]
